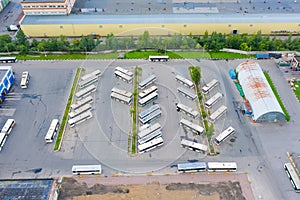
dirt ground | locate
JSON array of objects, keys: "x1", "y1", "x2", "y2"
[{"x1": 59, "y1": 177, "x2": 246, "y2": 200}]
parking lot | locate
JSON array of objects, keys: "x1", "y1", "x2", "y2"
[{"x1": 0, "y1": 58, "x2": 300, "y2": 199}]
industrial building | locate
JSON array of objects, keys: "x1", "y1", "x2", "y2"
[
  {"x1": 21, "y1": 0, "x2": 76, "y2": 15},
  {"x1": 0, "y1": 66, "x2": 14, "y2": 103},
  {"x1": 0, "y1": 0, "x2": 10, "y2": 12},
  {"x1": 20, "y1": 13, "x2": 300, "y2": 37},
  {"x1": 236, "y1": 61, "x2": 285, "y2": 122}
]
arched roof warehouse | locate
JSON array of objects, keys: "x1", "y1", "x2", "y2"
[{"x1": 236, "y1": 61, "x2": 285, "y2": 122}]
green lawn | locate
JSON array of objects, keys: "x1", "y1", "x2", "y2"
[
  {"x1": 124, "y1": 51, "x2": 182, "y2": 59},
  {"x1": 16, "y1": 53, "x2": 119, "y2": 60},
  {"x1": 293, "y1": 82, "x2": 300, "y2": 101},
  {"x1": 173, "y1": 51, "x2": 211, "y2": 58}
]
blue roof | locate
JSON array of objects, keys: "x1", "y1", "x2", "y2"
[{"x1": 21, "y1": 13, "x2": 300, "y2": 25}]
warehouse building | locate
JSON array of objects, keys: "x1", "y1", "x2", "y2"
[
  {"x1": 20, "y1": 13, "x2": 300, "y2": 37},
  {"x1": 236, "y1": 61, "x2": 285, "y2": 122},
  {"x1": 0, "y1": 66, "x2": 14, "y2": 103}
]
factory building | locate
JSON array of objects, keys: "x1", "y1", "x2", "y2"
[{"x1": 236, "y1": 61, "x2": 285, "y2": 122}]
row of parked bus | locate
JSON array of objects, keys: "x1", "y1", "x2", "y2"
[
  {"x1": 0, "y1": 119, "x2": 16, "y2": 151},
  {"x1": 68, "y1": 70, "x2": 101, "y2": 128},
  {"x1": 177, "y1": 161, "x2": 237, "y2": 173}
]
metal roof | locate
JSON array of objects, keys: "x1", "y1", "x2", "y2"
[
  {"x1": 21, "y1": 13, "x2": 300, "y2": 25},
  {"x1": 236, "y1": 61, "x2": 285, "y2": 122}
]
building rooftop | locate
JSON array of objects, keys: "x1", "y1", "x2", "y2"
[
  {"x1": 21, "y1": 13, "x2": 300, "y2": 25},
  {"x1": 22, "y1": 0, "x2": 65, "y2": 2}
]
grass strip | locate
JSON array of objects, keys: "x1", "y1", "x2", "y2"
[
  {"x1": 264, "y1": 72, "x2": 290, "y2": 121},
  {"x1": 54, "y1": 68, "x2": 82, "y2": 151},
  {"x1": 131, "y1": 66, "x2": 139, "y2": 154}
]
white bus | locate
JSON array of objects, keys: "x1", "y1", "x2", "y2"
[
  {"x1": 202, "y1": 79, "x2": 219, "y2": 94},
  {"x1": 72, "y1": 165, "x2": 102, "y2": 175},
  {"x1": 181, "y1": 138, "x2": 208, "y2": 153},
  {"x1": 45, "y1": 119, "x2": 60, "y2": 143},
  {"x1": 176, "y1": 103, "x2": 199, "y2": 119},
  {"x1": 139, "y1": 85, "x2": 158, "y2": 99},
  {"x1": 0, "y1": 56, "x2": 17, "y2": 63},
  {"x1": 71, "y1": 96, "x2": 93, "y2": 110},
  {"x1": 111, "y1": 92, "x2": 132, "y2": 105},
  {"x1": 177, "y1": 162, "x2": 207, "y2": 173},
  {"x1": 139, "y1": 109, "x2": 162, "y2": 124},
  {"x1": 180, "y1": 118, "x2": 204, "y2": 135},
  {"x1": 81, "y1": 70, "x2": 101, "y2": 81},
  {"x1": 138, "y1": 122, "x2": 161, "y2": 138},
  {"x1": 149, "y1": 55, "x2": 169, "y2": 62},
  {"x1": 115, "y1": 66, "x2": 133, "y2": 77},
  {"x1": 207, "y1": 162, "x2": 237, "y2": 172},
  {"x1": 138, "y1": 129, "x2": 162, "y2": 145},
  {"x1": 139, "y1": 124, "x2": 151, "y2": 132},
  {"x1": 139, "y1": 75, "x2": 157, "y2": 89},
  {"x1": 68, "y1": 110, "x2": 92, "y2": 128},
  {"x1": 114, "y1": 70, "x2": 133, "y2": 83},
  {"x1": 214, "y1": 126, "x2": 235, "y2": 145},
  {"x1": 0, "y1": 133, "x2": 8, "y2": 152},
  {"x1": 284, "y1": 163, "x2": 300, "y2": 192},
  {"x1": 175, "y1": 75, "x2": 194, "y2": 88},
  {"x1": 138, "y1": 92, "x2": 158, "y2": 107},
  {"x1": 20, "y1": 71, "x2": 30, "y2": 89},
  {"x1": 111, "y1": 87, "x2": 132, "y2": 99},
  {"x1": 205, "y1": 92, "x2": 222, "y2": 108},
  {"x1": 68, "y1": 103, "x2": 92, "y2": 118},
  {"x1": 209, "y1": 105, "x2": 227, "y2": 123},
  {"x1": 139, "y1": 104, "x2": 160, "y2": 120},
  {"x1": 75, "y1": 84, "x2": 96, "y2": 98},
  {"x1": 1, "y1": 119, "x2": 16, "y2": 135},
  {"x1": 177, "y1": 87, "x2": 197, "y2": 101},
  {"x1": 78, "y1": 76, "x2": 99, "y2": 89},
  {"x1": 138, "y1": 136, "x2": 164, "y2": 153}
]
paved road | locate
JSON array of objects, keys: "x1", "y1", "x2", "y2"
[{"x1": 0, "y1": 0, "x2": 23, "y2": 36}]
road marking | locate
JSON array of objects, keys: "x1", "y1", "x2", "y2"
[{"x1": 0, "y1": 108, "x2": 16, "y2": 116}]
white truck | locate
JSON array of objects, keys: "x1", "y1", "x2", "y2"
[{"x1": 7, "y1": 25, "x2": 19, "y2": 31}]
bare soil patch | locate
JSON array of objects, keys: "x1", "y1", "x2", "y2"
[{"x1": 59, "y1": 177, "x2": 245, "y2": 200}]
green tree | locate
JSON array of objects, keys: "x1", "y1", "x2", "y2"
[
  {"x1": 240, "y1": 42, "x2": 251, "y2": 51},
  {"x1": 190, "y1": 66, "x2": 201, "y2": 84},
  {"x1": 16, "y1": 30, "x2": 28, "y2": 46}
]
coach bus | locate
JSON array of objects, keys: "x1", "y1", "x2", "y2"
[
  {"x1": 138, "y1": 129, "x2": 162, "y2": 145},
  {"x1": 139, "y1": 75, "x2": 157, "y2": 89},
  {"x1": 114, "y1": 70, "x2": 133, "y2": 83},
  {"x1": 0, "y1": 133, "x2": 7, "y2": 152},
  {"x1": 68, "y1": 110, "x2": 92, "y2": 128},
  {"x1": 202, "y1": 79, "x2": 219, "y2": 94},
  {"x1": 71, "y1": 96, "x2": 93, "y2": 110},
  {"x1": 139, "y1": 104, "x2": 160, "y2": 120},
  {"x1": 207, "y1": 162, "x2": 237, "y2": 172},
  {"x1": 139, "y1": 85, "x2": 158, "y2": 99},
  {"x1": 75, "y1": 84, "x2": 96, "y2": 98},
  {"x1": 180, "y1": 118, "x2": 204, "y2": 135},
  {"x1": 81, "y1": 70, "x2": 101, "y2": 81},
  {"x1": 1, "y1": 119, "x2": 16, "y2": 135},
  {"x1": 284, "y1": 163, "x2": 300, "y2": 192},
  {"x1": 148, "y1": 55, "x2": 169, "y2": 62},
  {"x1": 139, "y1": 109, "x2": 162, "y2": 124},
  {"x1": 69, "y1": 103, "x2": 92, "y2": 119},
  {"x1": 176, "y1": 103, "x2": 199, "y2": 119},
  {"x1": 111, "y1": 92, "x2": 132, "y2": 105},
  {"x1": 175, "y1": 75, "x2": 194, "y2": 88},
  {"x1": 0, "y1": 56, "x2": 17, "y2": 63},
  {"x1": 214, "y1": 126, "x2": 235, "y2": 145},
  {"x1": 45, "y1": 119, "x2": 60, "y2": 143},
  {"x1": 177, "y1": 87, "x2": 197, "y2": 101},
  {"x1": 177, "y1": 162, "x2": 207, "y2": 173},
  {"x1": 111, "y1": 87, "x2": 132, "y2": 99},
  {"x1": 138, "y1": 92, "x2": 158, "y2": 107},
  {"x1": 209, "y1": 105, "x2": 227, "y2": 123},
  {"x1": 181, "y1": 138, "x2": 208, "y2": 153},
  {"x1": 138, "y1": 136, "x2": 164, "y2": 153},
  {"x1": 205, "y1": 92, "x2": 222, "y2": 108},
  {"x1": 72, "y1": 165, "x2": 102, "y2": 175},
  {"x1": 78, "y1": 76, "x2": 99, "y2": 89},
  {"x1": 115, "y1": 66, "x2": 133, "y2": 77},
  {"x1": 138, "y1": 122, "x2": 161, "y2": 139},
  {"x1": 20, "y1": 71, "x2": 30, "y2": 89}
]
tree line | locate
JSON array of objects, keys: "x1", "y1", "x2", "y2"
[{"x1": 0, "y1": 30, "x2": 299, "y2": 54}]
